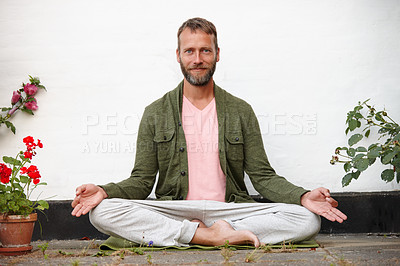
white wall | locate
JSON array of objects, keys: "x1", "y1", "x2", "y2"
[{"x1": 0, "y1": 0, "x2": 399, "y2": 200}]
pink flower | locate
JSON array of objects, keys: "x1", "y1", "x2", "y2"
[
  {"x1": 11, "y1": 91, "x2": 21, "y2": 104},
  {"x1": 24, "y1": 97, "x2": 38, "y2": 110},
  {"x1": 24, "y1": 83, "x2": 38, "y2": 95}
]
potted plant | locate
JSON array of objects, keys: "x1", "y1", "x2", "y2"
[
  {"x1": 0, "y1": 136, "x2": 49, "y2": 256},
  {"x1": 331, "y1": 99, "x2": 400, "y2": 187}
]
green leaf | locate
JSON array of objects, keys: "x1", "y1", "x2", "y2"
[
  {"x1": 14, "y1": 183, "x2": 23, "y2": 190},
  {"x1": 1, "y1": 107, "x2": 12, "y2": 111},
  {"x1": 354, "y1": 158, "x2": 369, "y2": 172},
  {"x1": 369, "y1": 158, "x2": 376, "y2": 165},
  {"x1": 20, "y1": 176, "x2": 29, "y2": 183},
  {"x1": 348, "y1": 119, "x2": 358, "y2": 131},
  {"x1": 344, "y1": 162, "x2": 352, "y2": 172},
  {"x1": 342, "y1": 173, "x2": 353, "y2": 187},
  {"x1": 4, "y1": 121, "x2": 16, "y2": 134},
  {"x1": 375, "y1": 113, "x2": 385, "y2": 123},
  {"x1": 352, "y1": 153, "x2": 366, "y2": 161},
  {"x1": 354, "y1": 105, "x2": 363, "y2": 112},
  {"x1": 38, "y1": 84, "x2": 47, "y2": 91},
  {"x1": 393, "y1": 157, "x2": 400, "y2": 172},
  {"x1": 378, "y1": 127, "x2": 389, "y2": 134},
  {"x1": 393, "y1": 133, "x2": 400, "y2": 142},
  {"x1": 382, "y1": 149, "x2": 398, "y2": 164},
  {"x1": 36, "y1": 200, "x2": 49, "y2": 210},
  {"x1": 356, "y1": 147, "x2": 367, "y2": 152},
  {"x1": 354, "y1": 113, "x2": 363, "y2": 119},
  {"x1": 26, "y1": 97, "x2": 36, "y2": 102},
  {"x1": 365, "y1": 129, "x2": 370, "y2": 138},
  {"x1": 367, "y1": 146, "x2": 382, "y2": 159},
  {"x1": 2, "y1": 156, "x2": 22, "y2": 166},
  {"x1": 381, "y1": 169, "x2": 394, "y2": 182},
  {"x1": 19, "y1": 154, "x2": 31, "y2": 163},
  {"x1": 341, "y1": 171, "x2": 361, "y2": 187},
  {"x1": 20, "y1": 107, "x2": 34, "y2": 115},
  {"x1": 347, "y1": 148, "x2": 356, "y2": 157},
  {"x1": 354, "y1": 170, "x2": 361, "y2": 179},
  {"x1": 348, "y1": 134, "x2": 363, "y2": 146},
  {"x1": 368, "y1": 143, "x2": 378, "y2": 150}
]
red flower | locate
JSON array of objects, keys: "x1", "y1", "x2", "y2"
[
  {"x1": 24, "y1": 151, "x2": 33, "y2": 159},
  {"x1": 0, "y1": 163, "x2": 12, "y2": 184},
  {"x1": 20, "y1": 167, "x2": 28, "y2": 174},
  {"x1": 28, "y1": 171, "x2": 41, "y2": 179},
  {"x1": 33, "y1": 178, "x2": 40, "y2": 185},
  {"x1": 23, "y1": 136, "x2": 34, "y2": 145},
  {"x1": 24, "y1": 165, "x2": 41, "y2": 182},
  {"x1": 37, "y1": 139, "x2": 43, "y2": 148},
  {"x1": 27, "y1": 165, "x2": 38, "y2": 172}
]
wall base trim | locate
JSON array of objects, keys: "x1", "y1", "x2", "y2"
[{"x1": 32, "y1": 191, "x2": 400, "y2": 240}]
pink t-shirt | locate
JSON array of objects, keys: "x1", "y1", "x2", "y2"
[{"x1": 182, "y1": 96, "x2": 226, "y2": 202}]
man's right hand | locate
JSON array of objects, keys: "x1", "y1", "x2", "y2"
[{"x1": 71, "y1": 184, "x2": 108, "y2": 217}]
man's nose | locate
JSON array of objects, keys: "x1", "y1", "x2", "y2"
[{"x1": 193, "y1": 51, "x2": 202, "y2": 64}]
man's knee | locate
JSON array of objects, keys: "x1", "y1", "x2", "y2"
[
  {"x1": 88, "y1": 201, "x2": 105, "y2": 229},
  {"x1": 301, "y1": 209, "x2": 321, "y2": 239},
  {"x1": 88, "y1": 199, "x2": 117, "y2": 231}
]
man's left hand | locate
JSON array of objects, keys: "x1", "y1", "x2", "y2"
[{"x1": 301, "y1": 187, "x2": 347, "y2": 223}]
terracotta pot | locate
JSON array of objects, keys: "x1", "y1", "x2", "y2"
[{"x1": 0, "y1": 213, "x2": 37, "y2": 256}]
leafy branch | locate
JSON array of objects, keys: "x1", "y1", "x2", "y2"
[
  {"x1": 0, "y1": 75, "x2": 46, "y2": 134},
  {"x1": 331, "y1": 99, "x2": 400, "y2": 187}
]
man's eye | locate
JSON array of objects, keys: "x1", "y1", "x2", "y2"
[
  {"x1": 185, "y1": 50, "x2": 192, "y2": 54},
  {"x1": 203, "y1": 49, "x2": 211, "y2": 53}
]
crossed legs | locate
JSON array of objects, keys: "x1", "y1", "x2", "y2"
[{"x1": 89, "y1": 199, "x2": 320, "y2": 247}]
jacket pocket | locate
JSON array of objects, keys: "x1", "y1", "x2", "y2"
[
  {"x1": 154, "y1": 128, "x2": 175, "y2": 162},
  {"x1": 225, "y1": 132, "x2": 244, "y2": 161}
]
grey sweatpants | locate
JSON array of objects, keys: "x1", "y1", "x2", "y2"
[{"x1": 89, "y1": 199, "x2": 321, "y2": 247}]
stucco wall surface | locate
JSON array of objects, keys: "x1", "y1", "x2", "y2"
[{"x1": 0, "y1": 0, "x2": 399, "y2": 200}]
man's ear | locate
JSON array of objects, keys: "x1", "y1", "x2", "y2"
[
  {"x1": 216, "y1": 47, "x2": 220, "y2": 62},
  {"x1": 176, "y1": 49, "x2": 181, "y2": 63}
]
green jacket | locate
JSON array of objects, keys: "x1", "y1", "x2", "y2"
[{"x1": 101, "y1": 82, "x2": 308, "y2": 204}]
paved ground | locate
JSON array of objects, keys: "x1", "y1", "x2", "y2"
[{"x1": 1, "y1": 234, "x2": 399, "y2": 265}]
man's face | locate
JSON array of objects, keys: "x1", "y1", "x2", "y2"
[{"x1": 177, "y1": 28, "x2": 220, "y2": 86}]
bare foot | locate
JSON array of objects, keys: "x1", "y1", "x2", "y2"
[
  {"x1": 191, "y1": 219, "x2": 207, "y2": 228},
  {"x1": 190, "y1": 220, "x2": 260, "y2": 247}
]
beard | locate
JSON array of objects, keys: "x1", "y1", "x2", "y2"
[{"x1": 180, "y1": 57, "x2": 217, "y2": 86}]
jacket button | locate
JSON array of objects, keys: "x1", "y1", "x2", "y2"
[
  {"x1": 178, "y1": 122, "x2": 182, "y2": 126},
  {"x1": 178, "y1": 196, "x2": 183, "y2": 200},
  {"x1": 179, "y1": 147, "x2": 185, "y2": 152},
  {"x1": 164, "y1": 136, "x2": 167, "y2": 140},
  {"x1": 235, "y1": 137, "x2": 239, "y2": 141},
  {"x1": 180, "y1": 171, "x2": 186, "y2": 176}
]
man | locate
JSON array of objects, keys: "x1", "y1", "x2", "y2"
[{"x1": 72, "y1": 17, "x2": 347, "y2": 247}]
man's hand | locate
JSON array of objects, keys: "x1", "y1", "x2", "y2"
[
  {"x1": 301, "y1": 187, "x2": 347, "y2": 223},
  {"x1": 71, "y1": 184, "x2": 108, "y2": 217}
]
